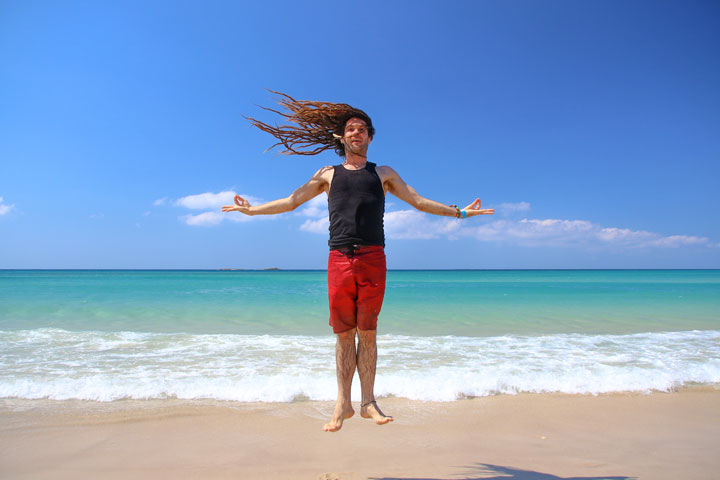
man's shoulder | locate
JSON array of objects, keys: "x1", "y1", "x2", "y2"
[
  {"x1": 375, "y1": 165, "x2": 398, "y2": 176},
  {"x1": 312, "y1": 165, "x2": 335, "y2": 175},
  {"x1": 312, "y1": 165, "x2": 335, "y2": 183},
  {"x1": 375, "y1": 165, "x2": 399, "y2": 185}
]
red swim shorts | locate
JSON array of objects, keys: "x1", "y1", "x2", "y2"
[{"x1": 327, "y1": 245, "x2": 387, "y2": 333}]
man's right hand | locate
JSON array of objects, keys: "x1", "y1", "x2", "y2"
[{"x1": 221, "y1": 195, "x2": 253, "y2": 215}]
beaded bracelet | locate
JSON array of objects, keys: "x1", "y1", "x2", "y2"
[{"x1": 449, "y1": 205, "x2": 462, "y2": 219}]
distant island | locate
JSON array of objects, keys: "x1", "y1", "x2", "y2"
[{"x1": 219, "y1": 268, "x2": 281, "y2": 271}]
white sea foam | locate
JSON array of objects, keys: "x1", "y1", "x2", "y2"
[{"x1": 1, "y1": 329, "x2": 719, "y2": 402}]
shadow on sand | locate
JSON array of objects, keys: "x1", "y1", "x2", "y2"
[{"x1": 370, "y1": 462, "x2": 637, "y2": 480}]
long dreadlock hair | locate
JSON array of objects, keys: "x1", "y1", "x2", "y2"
[{"x1": 245, "y1": 90, "x2": 375, "y2": 157}]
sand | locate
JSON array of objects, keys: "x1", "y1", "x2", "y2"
[{"x1": 1, "y1": 389, "x2": 719, "y2": 480}]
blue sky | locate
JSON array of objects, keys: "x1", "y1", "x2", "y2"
[{"x1": 1, "y1": 0, "x2": 719, "y2": 269}]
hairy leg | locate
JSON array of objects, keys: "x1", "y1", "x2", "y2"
[
  {"x1": 357, "y1": 329, "x2": 393, "y2": 425},
  {"x1": 323, "y1": 328, "x2": 357, "y2": 432}
]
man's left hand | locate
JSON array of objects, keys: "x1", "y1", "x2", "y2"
[{"x1": 464, "y1": 198, "x2": 494, "y2": 217}]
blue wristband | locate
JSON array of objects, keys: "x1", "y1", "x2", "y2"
[{"x1": 460, "y1": 209, "x2": 467, "y2": 219}]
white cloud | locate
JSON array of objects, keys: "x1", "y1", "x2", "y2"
[
  {"x1": 497, "y1": 201, "x2": 531, "y2": 215},
  {"x1": 515, "y1": 218, "x2": 594, "y2": 240},
  {"x1": 298, "y1": 194, "x2": 328, "y2": 218},
  {"x1": 377, "y1": 200, "x2": 714, "y2": 250},
  {"x1": 468, "y1": 218, "x2": 601, "y2": 245},
  {"x1": 645, "y1": 234, "x2": 711, "y2": 248},
  {"x1": 464, "y1": 217, "x2": 713, "y2": 249},
  {"x1": 300, "y1": 217, "x2": 329, "y2": 234},
  {"x1": 0, "y1": 197, "x2": 15, "y2": 216},
  {"x1": 295, "y1": 206, "x2": 714, "y2": 251},
  {"x1": 297, "y1": 195, "x2": 330, "y2": 234},
  {"x1": 300, "y1": 204, "x2": 712, "y2": 249},
  {"x1": 175, "y1": 191, "x2": 254, "y2": 210},
  {"x1": 385, "y1": 210, "x2": 460, "y2": 240},
  {"x1": 595, "y1": 227, "x2": 656, "y2": 245},
  {"x1": 153, "y1": 197, "x2": 168, "y2": 206},
  {"x1": 180, "y1": 209, "x2": 256, "y2": 226},
  {"x1": 181, "y1": 211, "x2": 225, "y2": 226},
  {"x1": 173, "y1": 190, "x2": 263, "y2": 226}
]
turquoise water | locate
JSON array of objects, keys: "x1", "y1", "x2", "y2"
[
  {"x1": 1, "y1": 270, "x2": 718, "y2": 336},
  {"x1": 1, "y1": 270, "x2": 719, "y2": 401}
]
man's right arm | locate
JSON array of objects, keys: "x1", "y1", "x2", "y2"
[{"x1": 221, "y1": 166, "x2": 332, "y2": 216}]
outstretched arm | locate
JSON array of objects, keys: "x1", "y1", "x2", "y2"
[
  {"x1": 221, "y1": 166, "x2": 331, "y2": 216},
  {"x1": 379, "y1": 166, "x2": 494, "y2": 218}
]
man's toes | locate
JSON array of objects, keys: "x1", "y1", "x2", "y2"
[{"x1": 323, "y1": 422, "x2": 342, "y2": 432}]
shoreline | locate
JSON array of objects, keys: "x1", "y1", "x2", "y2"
[{"x1": 2, "y1": 389, "x2": 719, "y2": 479}]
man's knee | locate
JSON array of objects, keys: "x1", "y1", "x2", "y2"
[
  {"x1": 337, "y1": 328, "x2": 356, "y2": 343},
  {"x1": 357, "y1": 328, "x2": 376, "y2": 343}
]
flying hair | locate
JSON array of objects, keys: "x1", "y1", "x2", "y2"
[{"x1": 245, "y1": 90, "x2": 375, "y2": 157}]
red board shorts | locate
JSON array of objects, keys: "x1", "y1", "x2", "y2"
[{"x1": 328, "y1": 245, "x2": 387, "y2": 334}]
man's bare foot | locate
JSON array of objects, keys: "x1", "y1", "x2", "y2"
[
  {"x1": 322, "y1": 403, "x2": 354, "y2": 432},
  {"x1": 360, "y1": 400, "x2": 393, "y2": 425}
]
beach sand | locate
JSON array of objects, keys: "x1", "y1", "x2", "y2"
[{"x1": 1, "y1": 389, "x2": 718, "y2": 480}]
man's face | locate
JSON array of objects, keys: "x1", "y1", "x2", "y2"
[{"x1": 343, "y1": 117, "x2": 372, "y2": 155}]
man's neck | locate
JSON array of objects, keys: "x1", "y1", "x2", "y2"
[{"x1": 343, "y1": 151, "x2": 367, "y2": 169}]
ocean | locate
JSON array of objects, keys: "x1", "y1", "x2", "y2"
[{"x1": 1, "y1": 269, "x2": 719, "y2": 403}]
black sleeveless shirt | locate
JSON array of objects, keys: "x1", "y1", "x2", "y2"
[{"x1": 328, "y1": 162, "x2": 385, "y2": 249}]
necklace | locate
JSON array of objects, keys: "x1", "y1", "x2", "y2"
[{"x1": 343, "y1": 159, "x2": 367, "y2": 170}]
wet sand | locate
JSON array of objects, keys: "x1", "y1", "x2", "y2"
[{"x1": 1, "y1": 389, "x2": 719, "y2": 480}]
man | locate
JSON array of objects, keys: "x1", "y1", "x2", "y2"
[{"x1": 222, "y1": 92, "x2": 493, "y2": 432}]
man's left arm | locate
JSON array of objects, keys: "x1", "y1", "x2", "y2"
[{"x1": 378, "y1": 166, "x2": 494, "y2": 218}]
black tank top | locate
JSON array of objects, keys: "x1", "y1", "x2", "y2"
[{"x1": 328, "y1": 162, "x2": 385, "y2": 249}]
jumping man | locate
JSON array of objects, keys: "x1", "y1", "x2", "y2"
[{"x1": 222, "y1": 92, "x2": 494, "y2": 432}]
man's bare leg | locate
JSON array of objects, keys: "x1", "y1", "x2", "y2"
[
  {"x1": 357, "y1": 328, "x2": 393, "y2": 425},
  {"x1": 323, "y1": 328, "x2": 357, "y2": 432}
]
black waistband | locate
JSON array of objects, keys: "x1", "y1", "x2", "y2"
[{"x1": 330, "y1": 244, "x2": 378, "y2": 254}]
